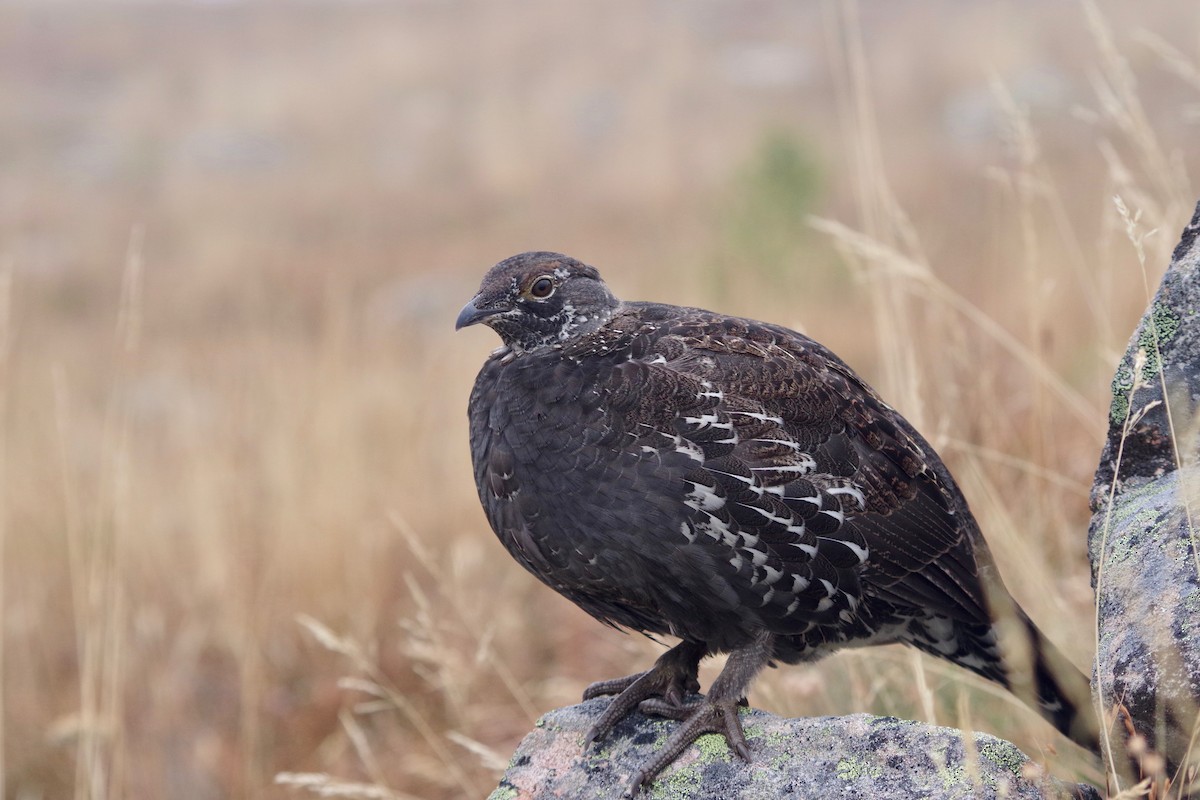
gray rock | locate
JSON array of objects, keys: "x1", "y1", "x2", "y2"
[
  {"x1": 489, "y1": 698, "x2": 1099, "y2": 799},
  {"x1": 1088, "y1": 200, "x2": 1200, "y2": 779}
]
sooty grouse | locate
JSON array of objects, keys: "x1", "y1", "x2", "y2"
[{"x1": 458, "y1": 252, "x2": 1095, "y2": 793}]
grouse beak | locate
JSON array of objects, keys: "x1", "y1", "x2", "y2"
[{"x1": 455, "y1": 296, "x2": 497, "y2": 330}]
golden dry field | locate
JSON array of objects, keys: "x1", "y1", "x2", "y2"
[{"x1": 2, "y1": 1, "x2": 1198, "y2": 798}]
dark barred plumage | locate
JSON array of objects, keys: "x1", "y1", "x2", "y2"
[{"x1": 458, "y1": 252, "x2": 1096, "y2": 793}]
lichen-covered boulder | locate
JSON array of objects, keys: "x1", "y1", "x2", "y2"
[
  {"x1": 1089, "y1": 200, "x2": 1200, "y2": 783},
  {"x1": 489, "y1": 698, "x2": 1099, "y2": 799}
]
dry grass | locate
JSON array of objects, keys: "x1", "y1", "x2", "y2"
[{"x1": 2, "y1": 1, "x2": 1198, "y2": 798}]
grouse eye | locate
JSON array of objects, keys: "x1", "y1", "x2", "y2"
[{"x1": 529, "y1": 276, "x2": 555, "y2": 298}]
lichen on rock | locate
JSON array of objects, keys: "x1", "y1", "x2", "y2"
[{"x1": 1089, "y1": 199, "x2": 1200, "y2": 786}]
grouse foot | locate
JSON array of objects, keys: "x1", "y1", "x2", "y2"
[
  {"x1": 623, "y1": 631, "x2": 774, "y2": 796},
  {"x1": 582, "y1": 640, "x2": 704, "y2": 747},
  {"x1": 629, "y1": 697, "x2": 752, "y2": 795}
]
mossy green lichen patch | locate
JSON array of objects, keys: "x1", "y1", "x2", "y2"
[
  {"x1": 1143, "y1": 302, "x2": 1182, "y2": 354},
  {"x1": 646, "y1": 731, "x2": 733, "y2": 799},
  {"x1": 1093, "y1": 476, "x2": 1179, "y2": 569},
  {"x1": 1176, "y1": 589, "x2": 1200, "y2": 637},
  {"x1": 741, "y1": 722, "x2": 764, "y2": 741},
  {"x1": 764, "y1": 728, "x2": 790, "y2": 747},
  {"x1": 1110, "y1": 363, "x2": 1135, "y2": 425},
  {"x1": 835, "y1": 756, "x2": 883, "y2": 781},
  {"x1": 1184, "y1": 588, "x2": 1200, "y2": 615},
  {"x1": 694, "y1": 732, "x2": 733, "y2": 762},
  {"x1": 1137, "y1": 303, "x2": 1182, "y2": 384},
  {"x1": 1110, "y1": 302, "x2": 1183, "y2": 425},
  {"x1": 487, "y1": 784, "x2": 519, "y2": 800},
  {"x1": 927, "y1": 742, "x2": 973, "y2": 796},
  {"x1": 935, "y1": 761, "x2": 971, "y2": 797},
  {"x1": 648, "y1": 760, "x2": 703, "y2": 800},
  {"x1": 978, "y1": 737, "x2": 1026, "y2": 776}
]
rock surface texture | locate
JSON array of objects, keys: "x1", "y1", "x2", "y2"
[
  {"x1": 1089, "y1": 200, "x2": 1200, "y2": 787},
  {"x1": 488, "y1": 698, "x2": 1097, "y2": 800}
]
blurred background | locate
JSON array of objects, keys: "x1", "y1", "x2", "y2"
[{"x1": 2, "y1": 0, "x2": 1198, "y2": 798}]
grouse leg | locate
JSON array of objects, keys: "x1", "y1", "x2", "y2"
[
  {"x1": 582, "y1": 639, "x2": 706, "y2": 747},
  {"x1": 627, "y1": 630, "x2": 775, "y2": 796}
]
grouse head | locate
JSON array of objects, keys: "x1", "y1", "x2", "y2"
[{"x1": 455, "y1": 251, "x2": 620, "y2": 351}]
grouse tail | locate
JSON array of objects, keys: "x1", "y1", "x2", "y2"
[{"x1": 1014, "y1": 610, "x2": 1099, "y2": 754}]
